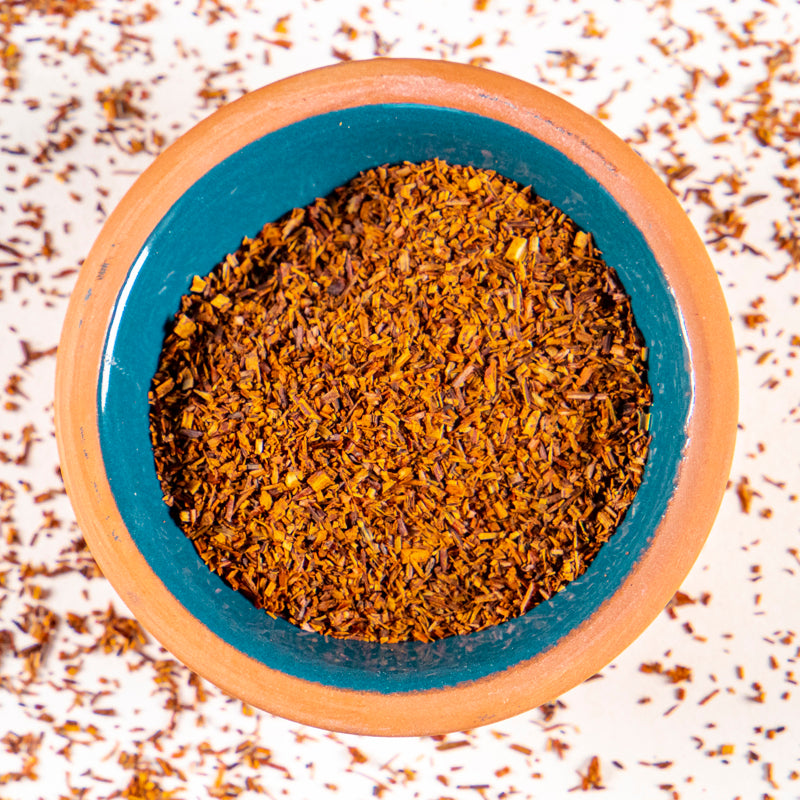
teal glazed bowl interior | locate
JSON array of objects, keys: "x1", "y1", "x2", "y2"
[
  {"x1": 60, "y1": 60, "x2": 737, "y2": 736},
  {"x1": 104, "y1": 110, "x2": 683, "y2": 672}
]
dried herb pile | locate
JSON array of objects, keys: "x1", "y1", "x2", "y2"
[{"x1": 149, "y1": 159, "x2": 651, "y2": 643}]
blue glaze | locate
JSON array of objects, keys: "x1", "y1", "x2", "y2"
[{"x1": 98, "y1": 104, "x2": 691, "y2": 693}]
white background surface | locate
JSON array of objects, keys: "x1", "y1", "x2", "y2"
[{"x1": 1, "y1": 1, "x2": 799, "y2": 798}]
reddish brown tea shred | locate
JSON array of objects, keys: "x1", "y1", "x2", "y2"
[{"x1": 149, "y1": 159, "x2": 652, "y2": 643}]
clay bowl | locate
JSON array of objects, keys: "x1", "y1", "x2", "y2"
[{"x1": 55, "y1": 59, "x2": 737, "y2": 736}]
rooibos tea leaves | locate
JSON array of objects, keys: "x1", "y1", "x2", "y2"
[{"x1": 149, "y1": 159, "x2": 652, "y2": 643}]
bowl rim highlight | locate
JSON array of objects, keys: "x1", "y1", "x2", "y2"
[{"x1": 55, "y1": 58, "x2": 738, "y2": 736}]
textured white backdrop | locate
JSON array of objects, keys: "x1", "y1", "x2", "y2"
[{"x1": 1, "y1": 1, "x2": 799, "y2": 798}]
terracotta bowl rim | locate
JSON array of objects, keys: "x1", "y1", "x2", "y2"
[{"x1": 55, "y1": 58, "x2": 738, "y2": 736}]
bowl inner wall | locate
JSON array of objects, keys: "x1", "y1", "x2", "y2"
[{"x1": 98, "y1": 104, "x2": 691, "y2": 692}]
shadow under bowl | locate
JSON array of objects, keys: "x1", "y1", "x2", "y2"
[{"x1": 55, "y1": 59, "x2": 737, "y2": 736}]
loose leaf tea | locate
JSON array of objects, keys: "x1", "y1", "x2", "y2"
[{"x1": 149, "y1": 159, "x2": 652, "y2": 643}]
